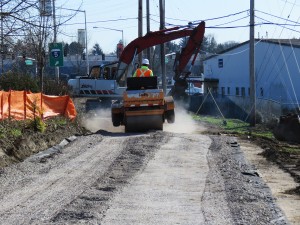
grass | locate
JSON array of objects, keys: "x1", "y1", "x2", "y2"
[
  {"x1": 282, "y1": 146, "x2": 300, "y2": 154},
  {"x1": 0, "y1": 116, "x2": 71, "y2": 139},
  {"x1": 193, "y1": 114, "x2": 275, "y2": 140},
  {"x1": 10, "y1": 128, "x2": 22, "y2": 137},
  {"x1": 193, "y1": 114, "x2": 300, "y2": 158}
]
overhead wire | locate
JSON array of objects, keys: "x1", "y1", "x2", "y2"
[
  {"x1": 255, "y1": 0, "x2": 300, "y2": 111},
  {"x1": 276, "y1": 0, "x2": 300, "y2": 110},
  {"x1": 279, "y1": 41, "x2": 300, "y2": 110}
]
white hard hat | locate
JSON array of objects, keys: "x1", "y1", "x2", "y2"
[{"x1": 142, "y1": 58, "x2": 149, "y2": 65}]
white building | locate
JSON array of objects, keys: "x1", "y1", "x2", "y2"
[{"x1": 203, "y1": 39, "x2": 300, "y2": 118}]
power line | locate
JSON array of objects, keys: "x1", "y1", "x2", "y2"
[
  {"x1": 279, "y1": 0, "x2": 300, "y2": 7},
  {"x1": 256, "y1": 9, "x2": 300, "y2": 25},
  {"x1": 193, "y1": 10, "x2": 249, "y2": 23},
  {"x1": 64, "y1": 17, "x2": 138, "y2": 26},
  {"x1": 255, "y1": 16, "x2": 300, "y2": 34}
]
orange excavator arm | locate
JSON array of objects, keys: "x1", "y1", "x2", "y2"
[
  {"x1": 175, "y1": 21, "x2": 205, "y2": 75},
  {"x1": 116, "y1": 21, "x2": 205, "y2": 83},
  {"x1": 170, "y1": 22, "x2": 206, "y2": 100}
]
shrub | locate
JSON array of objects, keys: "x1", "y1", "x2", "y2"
[{"x1": 0, "y1": 71, "x2": 39, "y2": 92}]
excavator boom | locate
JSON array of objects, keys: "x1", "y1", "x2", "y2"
[
  {"x1": 116, "y1": 21, "x2": 205, "y2": 83},
  {"x1": 171, "y1": 21, "x2": 205, "y2": 99},
  {"x1": 176, "y1": 21, "x2": 205, "y2": 73}
]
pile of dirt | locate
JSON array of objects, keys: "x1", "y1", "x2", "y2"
[
  {"x1": 273, "y1": 113, "x2": 300, "y2": 143},
  {"x1": 0, "y1": 119, "x2": 87, "y2": 168}
]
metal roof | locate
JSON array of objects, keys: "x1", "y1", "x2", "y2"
[{"x1": 203, "y1": 38, "x2": 300, "y2": 61}]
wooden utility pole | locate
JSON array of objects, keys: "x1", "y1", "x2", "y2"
[
  {"x1": 138, "y1": 0, "x2": 143, "y2": 64},
  {"x1": 52, "y1": 0, "x2": 59, "y2": 82},
  {"x1": 159, "y1": 0, "x2": 166, "y2": 93},
  {"x1": 1, "y1": 2, "x2": 4, "y2": 74},
  {"x1": 146, "y1": 0, "x2": 151, "y2": 60},
  {"x1": 249, "y1": 0, "x2": 256, "y2": 126}
]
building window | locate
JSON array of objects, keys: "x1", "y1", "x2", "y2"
[
  {"x1": 248, "y1": 88, "x2": 250, "y2": 96},
  {"x1": 212, "y1": 87, "x2": 218, "y2": 94},
  {"x1": 236, "y1": 87, "x2": 239, "y2": 96},
  {"x1": 241, "y1": 87, "x2": 245, "y2": 97},
  {"x1": 221, "y1": 87, "x2": 225, "y2": 96},
  {"x1": 260, "y1": 87, "x2": 264, "y2": 97},
  {"x1": 227, "y1": 87, "x2": 230, "y2": 95},
  {"x1": 218, "y1": 59, "x2": 223, "y2": 68}
]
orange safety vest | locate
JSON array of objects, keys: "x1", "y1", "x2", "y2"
[{"x1": 133, "y1": 66, "x2": 153, "y2": 77}]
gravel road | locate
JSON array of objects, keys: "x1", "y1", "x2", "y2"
[{"x1": 0, "y1": 126, "x2": 291, "y2": 224}]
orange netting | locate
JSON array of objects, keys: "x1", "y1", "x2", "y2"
[{"x1": 0, "y1": 90, "x2": 77, "y2": 121}]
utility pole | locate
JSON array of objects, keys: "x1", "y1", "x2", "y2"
[
  {"x1": 249, "y1": 0, "x2": 256, "y2": 126},
  {"x1": 1, "y1": 2, "x2": 3, "y2": 74},
  {"x1": 0, "y1": 5, "x2": 11, "y2": 74},
  {"x1": 138, "y1": 0, "x2": 143, "y2": 64},
  {"x1": 52, "y1": 0, "x2": 59, "y2": 82},
  {"x1": 146, "y1": 0, "x2": 150, "y2": 61},
  {"x1": 83, "y1": 10, "x2": 89, "y2": 75},
  {"x1": 159, "y1": 0, "x2": 166, "y2": 93}
]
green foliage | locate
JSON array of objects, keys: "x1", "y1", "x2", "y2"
[
  {"x1": 166, "y1": 41, "x2": 180, "y2": 53},
  {"x1": 0, "y1": 120, "x2": 27, "y2": 139},
  {"x1": 0, "y1": 71, "x2": 39, "y2": 92},
  {"x1": 282, "y1": 147, "x2": 300, "y2": 155},
  {"x1": 92, "y1": 43, "x2": 104, "y2": 56},
  {"x1": 10, "y1": 128, "x2": 22, "y2": 137},
  {"x1": 63, "y1": 43, "x2": 69, "y2": 56},
  {"x1": 193, "y1": 115, "x2": 275, "y2": 139},
  {"x1": 0, "y1": 124, "x2": 6, "y2": 138},
  {"x1": 46, "y1": 116, "x2": 68, "y2": 129},
  {"x1": 31, "y1": 116, "x2": 46, "y2": 133},
  {"x1": 69, "y1": 41, "x2": 83, "y2": 55},
  {"x1": 43, "y1": 79, "x2": 70, "y2": 96}
]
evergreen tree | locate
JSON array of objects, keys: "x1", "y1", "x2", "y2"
[
  {"x1": 69, "y1": 42, "x2": 83, "y2": 55},
  {"x1": 92, "y1": 43, "x2": 103, "y2": 55}
]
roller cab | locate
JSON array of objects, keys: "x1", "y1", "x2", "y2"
[{"x1": 111, "y1": 76, "x2": 175, "y2": 132}]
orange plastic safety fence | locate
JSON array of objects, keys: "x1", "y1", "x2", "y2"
[{"x1": 0, "y1": 90, "x2": 77, "y2": 121}]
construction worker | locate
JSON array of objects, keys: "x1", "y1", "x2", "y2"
[{"x1": 133, "y1": 58, "x2": 153, "y2": 77}]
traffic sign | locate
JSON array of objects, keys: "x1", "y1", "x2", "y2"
[
  {"x1": 25, "y1": 59, "x2": 33, "y2": 65},
  {"x1": 49, "y1": 43, "x2": 63, "y2": 67}
]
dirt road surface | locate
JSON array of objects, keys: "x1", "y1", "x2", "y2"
[{"x1": 0, "y1": 109, "x2": 296, "y2": 224}]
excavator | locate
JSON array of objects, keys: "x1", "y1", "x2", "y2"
[
  {"x1": 68, "y1": 21, "x2": 205, "y2": 100},
  {"x1": 111, "y1": 21, "x2": 205, "y2": 132}
]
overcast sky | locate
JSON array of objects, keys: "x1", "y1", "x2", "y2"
[{"x1": 55, "y1": 0, "x2": 300, "y2": 53}]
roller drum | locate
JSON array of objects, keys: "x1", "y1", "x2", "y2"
[{"x1": 125, "y1": 115, "x2": 163, "y2": 132}]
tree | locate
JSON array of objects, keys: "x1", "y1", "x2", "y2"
[
  {"x1": 92, "y1": 43, "x2": 103, "y2": 55},
  {"x1": 165, "y1": 41, "x2": 180, "y2": 53},
  {"x1": 216, "y1": 41, "x2": 239, "y2": 53},
  {"x1": 69, "y1": 42, "x2": 83, "y2": 55},
  {"x1": 63, "y1": 43, "x2": 69, "y2": 56},
  {"x1": 0, "y1": 1, "x2": 39, "y2": 71}
]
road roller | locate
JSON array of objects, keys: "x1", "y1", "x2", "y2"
[{"x1": 111, "y1": 76, "x2": 175, "y2": 132}]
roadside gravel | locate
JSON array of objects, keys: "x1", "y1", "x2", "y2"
[
  {"x1": 0, "y1": 127, "x2": 291, "y2": 224},
  {"x1": 205, "y1": 135, "x2": 290, "y2": 225}
]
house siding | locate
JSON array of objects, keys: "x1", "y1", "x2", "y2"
[{"x1": 203, "y1": 40, "x2": 300, "y2": 121}]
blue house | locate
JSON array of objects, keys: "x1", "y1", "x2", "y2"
[{"x1": 203, "y1": 39, "x2": 300, "y2": 120}]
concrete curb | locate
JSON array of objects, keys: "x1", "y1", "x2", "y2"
[{"x1": 29, "y1": 135, "x2": 77, "y2": 162}]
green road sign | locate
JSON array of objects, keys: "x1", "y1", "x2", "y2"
[
  {"x1": 49, "y1": 43, "x2": 63, "y2": 67},
  {"x1": 25, "y1": 59, "x2": 33, "y2": 65}
]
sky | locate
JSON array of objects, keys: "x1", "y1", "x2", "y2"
[{"x1": 55, "y1": 0, "x2": 300, "y2": 54}]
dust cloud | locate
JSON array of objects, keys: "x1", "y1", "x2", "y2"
[
  {"x1": 80, "y1": 106, "x2": 204, "y2": 134},
  {"x1": 80, "y1": 109, "x2": 123, "y2": 133},
  {"x1": 164, "y1": 106, "x2": 203, "y2": 134}
]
